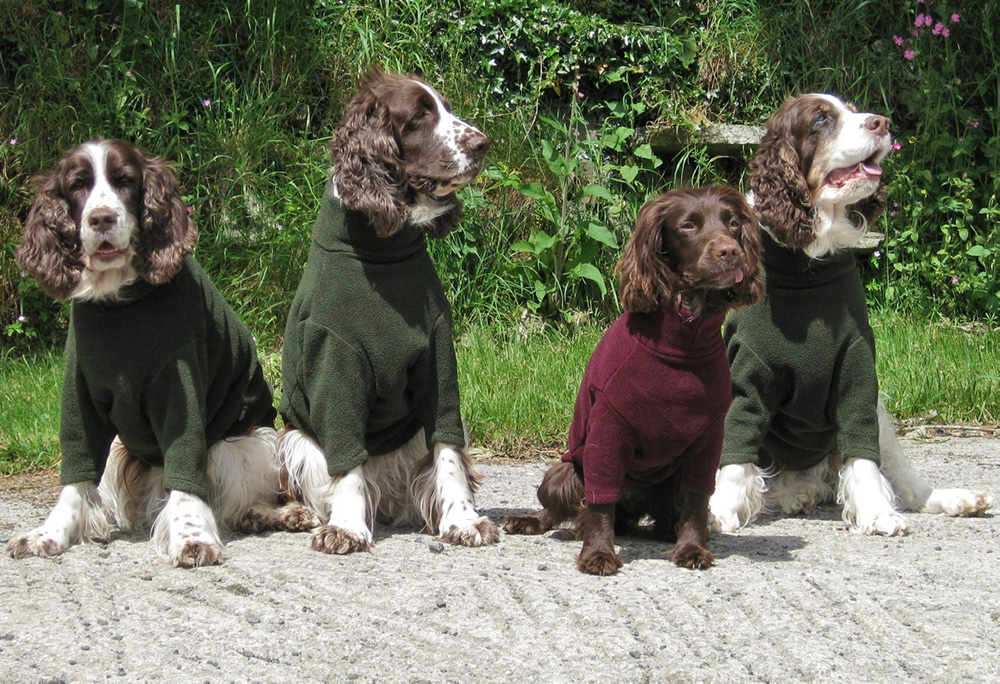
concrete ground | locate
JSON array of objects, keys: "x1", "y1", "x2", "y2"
[{"x1": 0, "y1": 436, "x2": 997, "y2": 683}]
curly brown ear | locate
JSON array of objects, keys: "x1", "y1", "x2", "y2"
[
  {"x1": 617, "y1": 195, "x2": 681, "y2": 313},
  {"x1": 847, "y1": 184, "x2": 887, "y2": 230},
  {"x1": 134, "y1": 156, "x2": 196, "y2": 284},
  {"x1": 331, "y1": 72, "x2": 407, "y2": 237},
  {"x1": 16, "y1": 172, "x2": 84, "y2": 299},
  {"x1": 748, "y1": 127, "x2": 816, "y2": 249}
]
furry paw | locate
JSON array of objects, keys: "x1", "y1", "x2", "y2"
[
  {"x1": 927, "y1": 489, "x2": 993, "y2": 517},
  {"x1": 502, "y1": 513, "x2": 547, "y2": 535},
  {"x1": 709, "y1": 510, "x2": 741, "y2": 535},
  {"x1": 440, "y1": 516, "x2": 500, "y2": 546},
  {"x1": 173, "y1": 541, "x2": 223, "y2": 568},
  {"x1": 311, "y1": 525, "x2": 371, "y2": 554},
  {"x1": 855, "y1": 510, "x2": 910, "y2": 536},
  {"x1": 275, "y1": 503, "x2": 321, "y2": 531},
  {"x1": 773, "y1": 483, "x2": 827, "y2": 515},
  {"x1": 6, "y1": 532, "x2": 66, "y2": 559},
  {"x1": 672, "y1": 543, "x2": 715, "y2": 570},
  {"x1": 576, "y1": 549, "x2": 623, "y2": 576}
]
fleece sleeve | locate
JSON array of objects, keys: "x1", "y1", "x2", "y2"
[
  {"x1": 298, "y1": 321, "x2": 375, "y2": 476},
  {"x1": 681, "y1": 413, "x2": 726, "y2": 496},
  {"x1": 59, "y1": 334, "x2": 117, "y2": 486},
  {"x1": 720, "y1": 329, "x2": 783, "y2": 467},
  {"x1": 834, "y1": 331, "x2": 882, "y2": 463},
  {"x1": 418, "y1": 311, "x2": 467, "y2": 449},
  {"x1": 146, "y1": 344, "x2": 210, "y2": 498},
  {"x1": 579, "y1": 390, "x2": 640, "y2": 505}
]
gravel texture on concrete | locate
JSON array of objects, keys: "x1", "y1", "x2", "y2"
[{"x1": 1, "y1": 436, "x2": 997, "y2": 683}]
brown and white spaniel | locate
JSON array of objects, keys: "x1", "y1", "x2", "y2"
[
  {"x1": 8, "y1": 139, "x2": 316, "y2": 568},
  {"x1": 277, "y1": 70, "x2": 498, "y2": 554},
  {"x1": 709, "y1": 94, "x2": 992, "y2": 536},
  {"x1": 504, "y1": 187, "x2": 764, "y2": 574}
]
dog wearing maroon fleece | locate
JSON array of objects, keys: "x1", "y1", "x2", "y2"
[{"x1": 504, "y1": 187, "x2": 764, "y2": 574}]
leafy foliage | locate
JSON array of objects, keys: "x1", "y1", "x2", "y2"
[{"x1": 2, "y1": 0, "x2": 999, "y2": 356}]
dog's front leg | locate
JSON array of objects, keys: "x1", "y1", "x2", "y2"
[
  {"x1": 709, "y1": 463, "x2": 767, "y2": 532},
  {"x1": 151, "y1": 490, "x2": 224, "y2": 567},
  {"x1": 672, "y1": 490, "x2": 715, "y2": 570},
  {"x1": 413, "y1": 443, "x2": 499, "y2": 547},
  {"x1": 6, "y1": 482, "x2": 109, "y2": 559},
  {"x1": 839, "y1": 457, "x2": 909, "y2": 536},
  {"x1": 575, "y1": 503, "x2": 622, "y2": 575},
  {"x1": 312, "y1": 466, "x2": 374, "y2": 554}
]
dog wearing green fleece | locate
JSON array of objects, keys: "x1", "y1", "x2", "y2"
[
  {"x1": 278, "y1": 70, "x2": 498, "y2": 554},
  {"x1": 710, "y1": 94, "x2": 992, "y2": 536}
]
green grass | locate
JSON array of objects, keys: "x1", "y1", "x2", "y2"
[
  {"x1": 4, "y1": 310, "x2": 996, "y2": 475},
  {"x1": 0, "y1": 349, "x2": 63, "y2": 475},
  {"x1": 872, "y1": 311, "x2": 1000, "y2": 425}
]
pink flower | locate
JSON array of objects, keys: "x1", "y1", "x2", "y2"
[
  {"x1": 951, "y1": 276, "x2": 960, "y2": 284},
  {"x1": 186, "y1": 205, "x2": 194, "y2": 214},
  {"x1": 951, "y1": 13, "x2": 961, "y2": 22},
  {"x1": 202, "y1": 99, "x2": 212, "y2": 107},
  {"x1": 891, "y1": 141, "x2": 902, "y2": 151},
  {"x1": 932, "y1": 22, "x2": 944, "y2": 35},
  {"x1": 8, "y1": 138, "x2": 15, "y2": 145},
  {"x1": 893, "y1": 34, "x2": 905, "y2": 46},
  {"x1": 578, "y1": 92, "x2": 584, "y2": 99},
  {"x1": 904, "y1": 49, "x2": 916, "y2": 60},
  {"x1": 125, "y1": 70, "x2": 133, "y2": 77},
  {"x1": 941, "y1": 27, "x2": 950, "y2": 37},
  {"x1": 915, "y1": 13, "x2": 927, "y2": 27}
]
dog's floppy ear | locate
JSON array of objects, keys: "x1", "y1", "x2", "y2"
[
  {"x1": 724, "y1": 188, "x2": 766, "y2": 309},
  {"x1": 331, "y1": 68, "x2": 408, "y2": 237},
  {"x1": 134, "y1": 155, "x2": 197, "y2": 285},
  {"x1": 749, "y1": 115, "x2": 816, "y2": 250},
  {"x1": 617, "y1": 194, "x2": 683, "y2": 313},
  {"x1": 16, "y1": 170, "x2": 85, "y2": 300}
]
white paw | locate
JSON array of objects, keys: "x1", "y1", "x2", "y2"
[
  {"x1": 855, "y1": 509, "x2": 910, "y2": 536},
  {"x1": 929, "y1": 489, "x2": 993, "y2": 517},
  {"x1": 709, "y1": 507, "x2": 744, "y2": 534}
]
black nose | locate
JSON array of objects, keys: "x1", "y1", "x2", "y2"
[
  {"x1": 866, "y1": 114, "x2": 889, "y2": 135},
  {"x1": 87, "y1": 208, "x2": 118, "y2": 232}
]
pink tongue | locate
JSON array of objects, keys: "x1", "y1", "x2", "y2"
[
  {"x1": 828, "y1": 162, "x2": 883, "y2": 187},
  {"x1": 734, "y1": 268, "x2": 744, "y2": 284}
]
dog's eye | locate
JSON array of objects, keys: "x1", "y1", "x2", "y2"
[
  {"x1": 68, "y1": 177, "x2": 89, "y2": 192},
  {"x1": 729, "y1": 217, "x2": 743, "y2": 232},
  {"x1": 112, "y1": 175, "x2": 134, "y2": 188},
  {"x1": 679, "y1": 221, "x2": 697, "y2": 233},
  {"x1": 815, "y1": 112, "x2": 828, "y2": 123}
]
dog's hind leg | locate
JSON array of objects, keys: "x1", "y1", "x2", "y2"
[
  {"x1": 877, "y1": 399, "x2": 992, "y2": 516},
  {"x1": 208, "y1": 427, "x2": 319, "y2": 533},
  {"x1": 503, "y1": 460, "x2": 584, "y2": 535}
]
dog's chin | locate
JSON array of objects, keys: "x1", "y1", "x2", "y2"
[
  {"x1": 814, "y1": 175, "x2": 881, "y2": 207},
  {"x1": 689, "y1": 267, "x2": 746, "y2": 290},
  {"x1": 85, "y1": 244, "x2": 132, "y2": 272}
]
